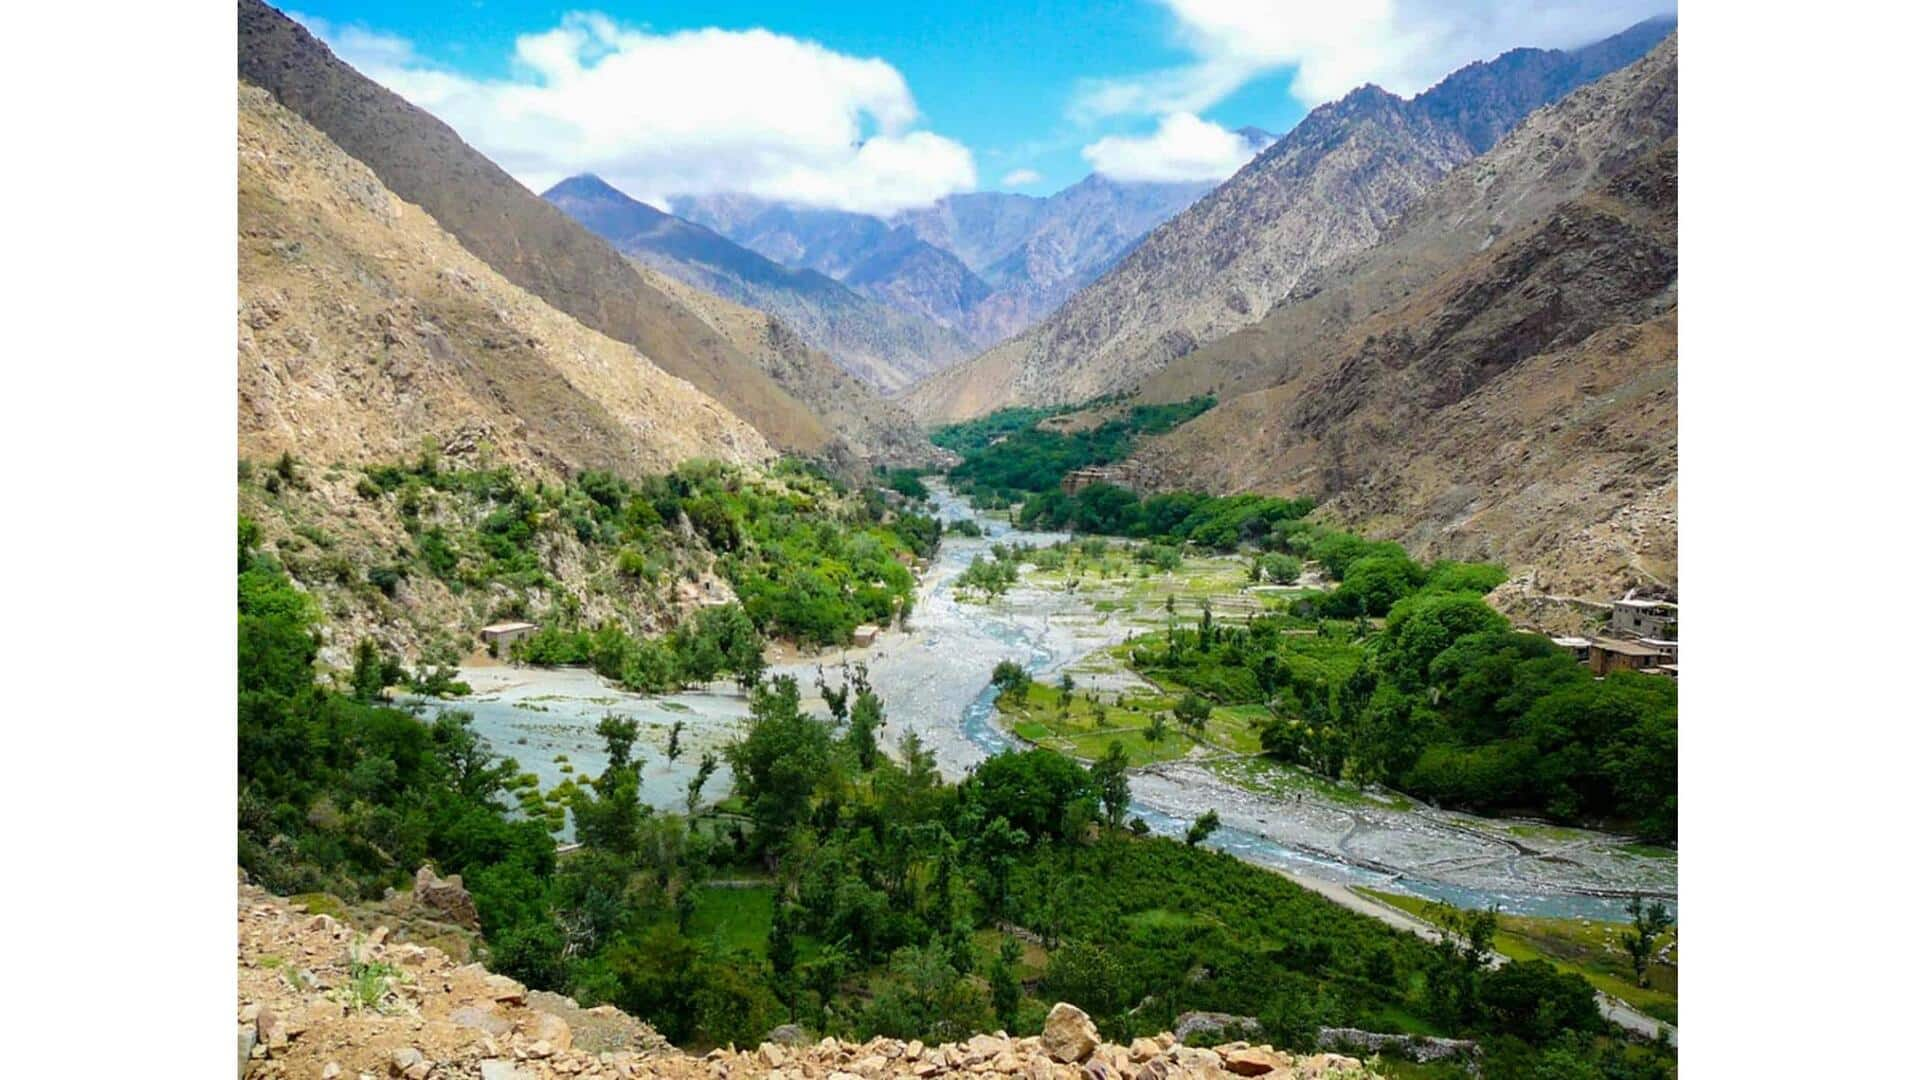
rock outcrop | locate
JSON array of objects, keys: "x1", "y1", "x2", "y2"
[
  {"x1": 411, "y1": 866, "x2": 480, "y2": 931},
  {"x1": 237, "y1": 884, "x2": 1376, "y2": 1080}
]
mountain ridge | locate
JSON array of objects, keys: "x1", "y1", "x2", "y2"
[
  {"x1": 906, "y1": 16, "x2": 1675, "y2": 423},
  {"x1": 1132, "y1": 35, "x2": 1680, "y2": 601},
  {"x1": 544, "y1": 174, "x2": 974, "y2": 392},
  {"x1": 237, "y1": 0, "x2": 928, "y2": 466}
]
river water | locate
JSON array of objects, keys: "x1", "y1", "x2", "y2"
[{"x1": 423, "y1": 481, "x2": 1675, "y2": 921}]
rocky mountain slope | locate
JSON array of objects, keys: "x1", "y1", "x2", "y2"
[
  {"x1": 1133, "y1": 37, "x2": 1679, "y2": 601},
  {"x1": 238, "y1": 0, "x2": 924, "y2": 465},
  {"x1": 544, "y1": 175, "x2": 973, "y2": 393},
  {"x1": 238, "y1": 878, "x2": 1376, "y2": 1080},
  {"x1": 632, "y1": 264, "x2": 934, "y2": 466},
  {"x1": 674, "y1": 176, "x2": 1208, "y2": 347},
  {"x1": 238, "y1": 82, "x2": 771, "y2": 482},
  {"x1": 907, "y1": 17, "x2": 1675, "y2": 422}
]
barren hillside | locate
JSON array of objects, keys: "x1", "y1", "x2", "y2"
[
  {"x1": 1133, "y1": 38, "x2": 1679, "y2": 601},
  {"x1": 238, "y1": 82, "x2": 771, "y2": 481},
  {"x1": 907, "y1": 18, "x2": 1673, "y2": 423},
  {"x1": 239, "y1": 0, "x2": 924, "y2": 463}
]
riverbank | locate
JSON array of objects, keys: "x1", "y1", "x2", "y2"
[{"x1": 419, "y1": 481, "x2": 1674, "y2": 922}]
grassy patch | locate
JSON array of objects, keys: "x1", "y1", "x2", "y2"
[
  {"x1": 685, "y1": 886, "x2": 775, "y2": 956},
  {"x1": 290, "y1": 892, "x2": 348, "y2": 919},
  {"x1": 1357, "y1": 888, "x2": 1679, "y2": 1026},
  {"x1": 995, "y1": 681, "x2": 1197, "y2": 765}
]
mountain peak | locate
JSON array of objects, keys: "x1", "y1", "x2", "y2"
[{"x1": 543, "y1": 173, "x2": 625, "y2": 200}]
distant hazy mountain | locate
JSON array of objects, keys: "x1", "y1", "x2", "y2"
[
  {"x1": 674, "y1": 174, "x2": 1210, "y2": 347},
  {"x1": 907, "y1": 15, "x2": 1676, "y2": 422},
  {"x1": 544, "y1": 175, "x2": 973, "y2": 392}
]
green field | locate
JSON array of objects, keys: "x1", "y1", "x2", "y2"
[
  {"x1": 1357, "y1": 888, "x2": 1679, "y2": 1027},
  {"x1": 995, "y1": 681, "x2": 1203, "y2": 765}
]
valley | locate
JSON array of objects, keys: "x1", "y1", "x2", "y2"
[
  {"x1": 412, "y1": 482, "x2": 1674, "y2": 924},
  {"x1": 233, "y1": 3, "x2": 1686, "y2": 1075}
]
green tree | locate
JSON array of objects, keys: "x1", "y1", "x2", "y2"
[
  {"x1": 665, "y1": 719, "x2": 685, "y2": 765},
  {"x1": 725, "y1": 676, "x2": 835, "y2": 837},
  {"x1": 848, "y1": 688, "x2": 885, "y2": 771},
  {"x1": 989, "y1": 936, "x2": 1023, "y2": 1033},
  {"x1": 1185, "y1": 809, "x2": 1221, "y2": 847},
  {"x1": 1618, "y1": 895, "x2": 1674, "y2": 988},
  {"x1": 1173, "y1": 692, "x2": 1213, "y2": 736},
  {"x1": 686, "y1": 751, "x2": 718, "y2": 815},
  {"x1": 597, "y1": 714, "x2": 639, "y2": 771},
  {"x1": 1089, "y1": 741, "x2": 1131, "y2": 828}
]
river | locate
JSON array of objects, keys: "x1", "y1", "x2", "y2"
[{"x1": 424, "y1": 481, "x2": 1676, "y2": 921}]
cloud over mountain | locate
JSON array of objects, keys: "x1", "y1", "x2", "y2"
[
  {"x1": 292, "y1": 10, "x2": 977, "y2": 215},
  {"x1": 1074, "y1": 0, "x2": 1677, "y2": 117},
  {"x1": 1082, "y1": 112, "x2": 1265, "y2": 182}
]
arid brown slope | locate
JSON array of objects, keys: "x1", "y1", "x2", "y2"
[
  {"x1": 907, "y1": 19, "x2": 1673, "y2": 423},
  {"x1": 1138, "y1": 126, "x2": 1678, "y2": 600},
  {"x1": 635, "y1": 265, "x2": 937, "y2": 468},
  {"x1": 237, "y1": 0, "x2": 853, "y2": 455},
  {"x1": 1138, "y1": 35, "x2": 1679, "y2": 407},
  {"x1": 238, "y1": 82, "x2": 771, "y2": 481}
]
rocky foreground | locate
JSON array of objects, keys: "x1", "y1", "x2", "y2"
[{"x1": 237, "y1": 882, "x2": 1375, "y2": 1080}]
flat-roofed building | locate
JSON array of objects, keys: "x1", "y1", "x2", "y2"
[
  {"x1": 1610, "y1": 598, "x2": 1678, "y2": 640},
  {"x1": 480, "y1": 620, "x2": 538, "y2": 657},
  {"x1": 1551, "y1": 636, "x2": 1594, "y2": 663},
  {"x1": 1589, "y1": 637, "x2": 1662, "y2": 676}
]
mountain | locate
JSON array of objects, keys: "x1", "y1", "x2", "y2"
[
  {"x1": 906, "y1": 16, "x2": 1676, "y2": 423},
  {"x1": 920, "y1": 174, "x2": 1215, "y2": 343},
  {"x1": 237, "y1": 0, "x2": 928, "y2": 466},
  {"x1": 631, "y1": 263, "x2": 934, "y2": 466},
  {"x1": 674, "y1": 175, "x2": 1210, "y2": 347},
  {"x1": 543, "y1": 175, "x2": 973, "y2": 393},
  {"x1": 1132, "y1": 35, "x2": 1680, "y2": 601},
  {"x1": 238, "y1": 82, "x2": 771, "y2": 481},
  {"x1": 672, "y1": 195, "x2": 998, "y2": 337}
]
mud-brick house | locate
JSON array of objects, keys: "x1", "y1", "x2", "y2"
[
  {"x1": 479, "y1": 620, "x2": 537, "y2": 657},
  {"x1": 1589, "y1": 637, "x2": 1663, "y2": 676},
  {"x1": 1610, "y1": 598, "x2": 1678, "y2": 640}
]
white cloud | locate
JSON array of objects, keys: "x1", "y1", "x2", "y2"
[
  {"x1": 292, "y1": 11, "x2": 977, "y2": 215},
  {"x1": 1082, "y1": 113, "x2": 1263, "y2": 183},
  {"x1": 1001, "y1": 168, "x2": 1043, "y2": 187},
  {"x1": 1075, "y1": 0, "x2": 1676, "y2": 118}
]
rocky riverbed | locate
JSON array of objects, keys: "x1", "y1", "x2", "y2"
[{"x1": 422, "y1": 481, "x2": 1675, "y2": 920}]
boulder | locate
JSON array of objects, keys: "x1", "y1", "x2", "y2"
[
  {"x1": 521, "y1": 1010, "x2": 573, "y2": 1052},
  {"x1": 1222, "y1": 1047, "x2": 1291, "y2": 1076},
  {"x1": 414, "y1": 865, "x2": 482, "y2": 930},
  {"x1": 1041, "y1": 1003, "x2": 1099, "y2": 1064},
  {"x1": 451, "y1": 1006, "x2": 513, "y2": 1037}
]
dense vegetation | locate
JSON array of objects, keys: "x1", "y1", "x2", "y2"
[
  {"x1": 1019, "y1": 483, "x2": 1315, "y2": 549},
  {"x1": 938, "y1": 398, "x2": 1213, "y2": 503},
  {"x1": 942, "y1": 404, "x2": 1676, "y2": 840},
  {"x1": 240, "y1": 515, "x2": 1671, "y2": 1076},
  {"x1": 349, "y1": 454, "x2": 937, "y2": 653},
  {"x1": 1123, "y1": 537, "x2": 1677, "y2": 839}
]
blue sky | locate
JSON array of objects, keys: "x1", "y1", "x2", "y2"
[{"x1": 287, "y1": 0, "x2": 1674, "y2": 213}]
